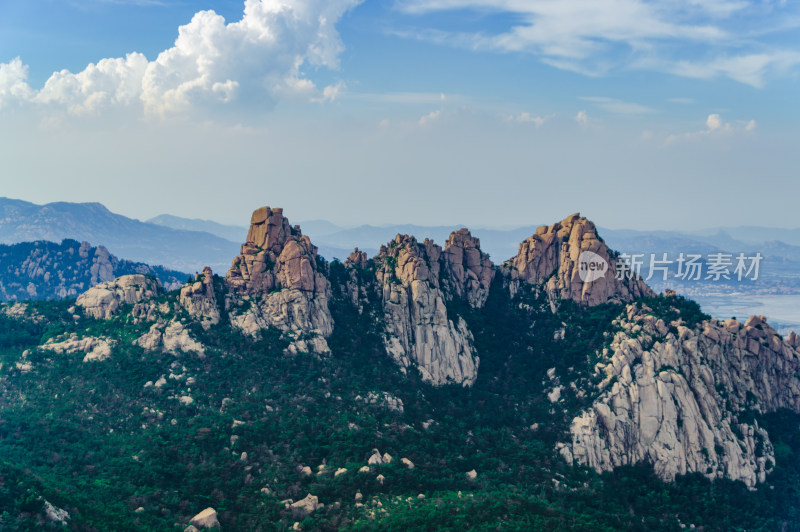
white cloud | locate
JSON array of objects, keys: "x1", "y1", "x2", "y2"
[
  {"x1": 349, "y1": 91, "x2": 462, "y2": 105},
  {"x1": 506, "y1": 112, "x2": 550, "y2": 127},
  {"x1": 0, "y1": 0, "x2": 362, "y2": 116},
  {"x1": 394, "y1": 0, "x2": 800, "y2": 86},
  {"x1": 668, "y1": 51, "x2": 800, "y2": 87},
  {"x1": 0, "y1": 58, "x2": 35, "y2": 109},
  {"x1": 418, "y1": 109, "x2": 441, "y2": 126},
  {"x1": 575, "y1": 109, "x2": 589, "y2": 126},
  {"x1": 315, "y1": 82, "x2": 345, "y2": 103},
  {"x1": 665, "y1": 112, "x2": 757, "y2": 143},
  {"x1": 579, "y1": 96, "x2": 654, "y2": 114},
  {"x1": 706, "y1": 113, "x2": 722, "y2": 131},
  {"x1": 35, "y1": 53, "x2": 149, "y2": 115}
]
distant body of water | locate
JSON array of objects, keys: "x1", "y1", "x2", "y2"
[{"x1": 692, "y1": 294, "x2": 800, "y2": 336}]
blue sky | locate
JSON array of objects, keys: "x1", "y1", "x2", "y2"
[{"x1": 1, "y1": 0, "x2": 798, "y2": 230}]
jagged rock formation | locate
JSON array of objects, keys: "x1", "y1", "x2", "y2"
[
  {"x1": 558, "y1": 306, "x2": 800, "y2": 488},
  {"x1": 441, "y1": 229, "x2": 494, "y2": 308},
  {"x1": 76, "y1": 274, "x2": 163, "y2": 319},
  {"x1": 370, "y1": 234, "x2": 479, "y2": 386},
  {"x1": 180, "y1": 267, "x2": 220, "y2": 330},
  {"x1": 225, "y1": 207, "x2": 333, "y2": 354},
  {"x1": 0, "y1": 239, "x2": 184, "y2": 302},
  {"x1": 506, "y1": 214, "x2": 653, "y2": 306}
]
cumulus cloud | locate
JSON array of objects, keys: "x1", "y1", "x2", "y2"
[
  {"x1": 665, "y1": 113, "x2": 756, "y2": 143},
  {"x1": 0, "y1": 58, "x2": 35, "y2": 109},
  {"x1": 0, "y1": 0, "x2": 362, "y2": 116},
  {"x1": 575, "y1": 110, "x2": 589, "y2": 126},
  {"x1": 394, "y1": 0, "x2": 800, "y2": 86}
]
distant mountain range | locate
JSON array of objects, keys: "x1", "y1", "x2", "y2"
[{"x1": 0, "y1": 198, "x2": 239, "y2": 272}]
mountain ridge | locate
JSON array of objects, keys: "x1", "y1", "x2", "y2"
[{"x1": 4, "y1": 205, "x2": 800, "y2": 530}]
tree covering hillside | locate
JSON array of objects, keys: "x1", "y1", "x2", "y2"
[{"x1": 2, "y1": 270, "x2": 800, "y2": 531}]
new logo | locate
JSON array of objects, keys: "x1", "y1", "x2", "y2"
[{"x1": 578, "y1": 251, "x2": 608, "y2": 283}]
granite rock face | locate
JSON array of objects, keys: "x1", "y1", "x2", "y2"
[
  {"x1": 558, "y1": 306, "x2": 800, "y2": 488},
  {"x1": 76, "y1": 274, "x2": 163, "y2": 319},
  {"x1": 506, "y1": 214, "x2": 654, "y2": 306},
  {"x1": 225, "y1": 207, "x2": 333, "y2": 354},
  {"x1": 180, "y1": 267, "x2": 220, "y2": 330},
  {"x1": 441, "y1": 229, "x2": 494, "y2": 308},
  {"x1": 371, "y1": 234, "x2": 479, "y2": 386}
]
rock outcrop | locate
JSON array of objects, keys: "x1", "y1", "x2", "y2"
[
  {"x1": 41, "y1": 334, "x2": 115, "y2": 362},
  {"x1": 372, "y1": 234, "x2": 478, "y2": 386},
  {"x1": 180, "y1": 267, "x2": 220, "y2": 329},
  {"x1": 135, "y1": 319, "x2": 206, "y2": 356},
  {"x1": 189, "y1": 507, "x2": 220, "y2": 529},
  {"x1": 441, "y1": 229, "x2": 494, "y2": 308},
  {"x1": 290, "y1": 493, "x2": 322, "y2": 519},
  {"x1": 76, "y1": 274, "x2": 163, "y2": 319},
  {"x1": 506, "y1": 214, "x2": 653, "y2": 306},
  {"x1": 225, "y1": 207, "x2": 333, "y2": 354},
  {"x1": 558, "y1": 305, "x2": 800, "y2": 488}
]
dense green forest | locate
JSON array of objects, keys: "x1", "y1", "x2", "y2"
[{"x1": 1, "y1": 266, "x2": 800, "y2": 530}]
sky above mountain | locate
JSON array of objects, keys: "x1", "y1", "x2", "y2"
[{"x1": 1, "y1": 0, "x2": 798, "y2": 230}]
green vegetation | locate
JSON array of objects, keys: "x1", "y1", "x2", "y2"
[
  {"x1": 0, "y1": 276, "x2": 799, "y2": 531},
  {"x1": 638, "y1": 294, "x2": 711, "y2": 330}
]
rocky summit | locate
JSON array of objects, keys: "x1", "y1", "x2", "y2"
[
  {"x1": 225, "y1": 206, "x2": 333, "y2": 354},
  {"x1": 4, "y1": 205, "x2": 800, "y2": 531},
  {"x1": 506, "y1": 213, "x2": 654, "y2": 306}
]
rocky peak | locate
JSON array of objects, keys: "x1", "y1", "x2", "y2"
[
  {"x1": 345, "y1": 248, "x2": 368, "y2": 269},
  {"x1": 224, "y1": 206, "x2": 333, "y2": 354},
  {"x1": 226, "y1": 206, "x2": 324, "y2": 295},
  {"x1": 376, "y1": 234, "x2": 442, "y2": 286},
  {"x1": 507, "y1": 213, "x2": 653, "y2": 306},
  {"x1": 442, "y1": 228, "x2": 494, "y2": 308}
]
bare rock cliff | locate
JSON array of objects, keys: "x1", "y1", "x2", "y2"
[
  {"x1": 558, "y1": 305, "x2": 800, "y2": 488},
  {"x1": 369, "y1": 234, "x2": 479, "y2": 386}
]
